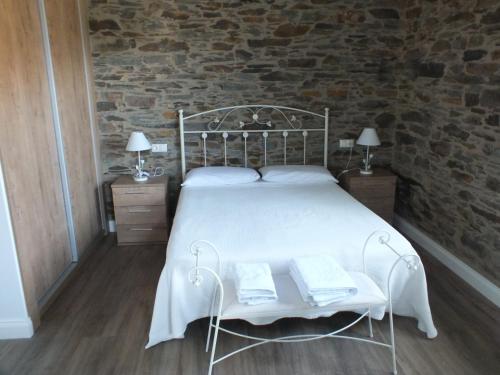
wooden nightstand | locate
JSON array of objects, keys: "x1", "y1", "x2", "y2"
[
  {"x1": 111, "y1": 175, "x2": 169, "y2": 245},
  {"x1": 339, "y1": 168, "x2": 397, "y2": 224}
]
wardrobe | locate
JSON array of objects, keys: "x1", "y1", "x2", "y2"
[{"x1": 0, "y1": 0, "x2": 104, "y2": 328}]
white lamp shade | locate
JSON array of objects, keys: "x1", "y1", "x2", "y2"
[
  {"x1": 126, "y1": 131, "x2": 151, "y2": 151},
  {"x1": 357, "y1": 128, "x2": 381, "y2": 146}
]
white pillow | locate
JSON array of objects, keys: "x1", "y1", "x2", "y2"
[
  {"x1": 182, "y1": 166, "x2": 260, "y2": 187},
  {"x1": 259, "y1": 165, "x2": 338, "y2": 184}
]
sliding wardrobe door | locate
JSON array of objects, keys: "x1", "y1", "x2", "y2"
[
  {"x1": 0, "y1": 0, "x2": 73, "y2": 325},
  {"x1": 43, "y1": 0, "x2": 103, "y2": 256}
]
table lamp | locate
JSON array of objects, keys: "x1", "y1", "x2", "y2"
[
  {"x1": 357, "y1": 128, "x2": 380, "y2": 175},
  {"x1": 126, "y1": 131, "x2": 152, "y2": 182}
]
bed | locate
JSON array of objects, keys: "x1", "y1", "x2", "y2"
[{"x1": 146, "y1": 105, "x2": 437, "y2": 349}]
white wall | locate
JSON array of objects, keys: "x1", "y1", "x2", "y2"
[{"x1": 0, "y1": 160, "x2": 33, "y2": 339}]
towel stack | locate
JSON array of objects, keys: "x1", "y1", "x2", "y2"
[
  {"x1": 290, "y1": 255, "x2": 358, "y2": 307},
  {"x1": 234, "y1": 263, "x2": 278, "y2": 305}
]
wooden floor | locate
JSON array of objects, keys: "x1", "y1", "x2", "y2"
[{"x1": 0, "y1": 235, "x2": 498, "y2": 375}]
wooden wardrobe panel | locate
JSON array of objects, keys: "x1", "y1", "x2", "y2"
[
  {"x1": 0, "y1": 0, "x2": 72, "y2": 317},
  {"x1": 78, "y1": 0, "x2": 106, "y2": 234},
  {"x1": 44, "y1": 0, "x2": 101, "y2": 255}
]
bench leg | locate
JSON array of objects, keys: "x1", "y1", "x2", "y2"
[
  {"x1": 206, "y1": 290, "x2": 217, "y2": 352},
  {"x1": 389, "y1": 310, "x2": 397, "y2": 375},
  {"x1": 206, "y1": 316, "x2": 213, "y2": 353},
  {"x1": 208, "y1": 317, "x2": 221, "y2": 375},
  {"x1": 367, "y1": 307, "x2": 373, "y2": 338}
]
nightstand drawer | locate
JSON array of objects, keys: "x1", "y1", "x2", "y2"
[
  {"x1": 349, "y1": 188, "x2": 394, "y2": 201},
  {"x1": 346, "y1": 179, "x2": 396, "y2": 193},
  {"x1": 112, "y1": 187, "x2": 166, "y2": 206},
  {"x1": 355, "y1": 197, "x2": 395, "y2": 223},
  {"x1": 358, "y1": 198, "x2": 394, "y2": 213},
  {"x1": 111, "y1": 176, "x2": 169, "y2": 246},
  {"x1": 116, "y1": 224, "x2": 168, "y2": 244},
  {"x1": 115, "y1": 205, "x2": 167, "y2": 225}
]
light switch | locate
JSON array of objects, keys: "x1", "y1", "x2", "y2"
[
  {"x1": 151, "y1": 144, "x2": 168, "y2": 153},
  {"x1": 339, "y1": 139, "x2": 355, "y2": 148}
]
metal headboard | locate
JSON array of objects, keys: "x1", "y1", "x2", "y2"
[{"x1": 179, "y1": 105, "x2": 329, "y2": 180}]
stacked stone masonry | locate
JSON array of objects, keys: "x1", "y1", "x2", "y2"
[
  {"x1": 395, "y1": 0, "x2": 499, "y2": 284},
  {"x1": 89, "y1": 0, "x2": 499, "y2": 285}
]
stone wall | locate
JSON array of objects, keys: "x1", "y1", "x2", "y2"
[
  {"x1": 89, "y1": 0, "x2": 404, "y2": 192},
  {"x1": 89, "y1": 0, "x2": 499, "y2": 285},
  {"x1": 394, "y1": 0, "x2": 500, "y2": 285}
]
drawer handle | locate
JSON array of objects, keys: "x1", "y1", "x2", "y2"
[
  {"x1": 130, "y1": 228, "x2": 153, "y2": 231},
  {"x1": 128, "y1": 209, "x2": 151, "y2": 213},
  {"x1": 125, "y1": 192, "x2": 145, "y2": 195}
]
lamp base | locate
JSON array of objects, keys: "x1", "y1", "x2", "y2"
[
  {"x1": 360, "y1": 169, "x2": 373, "y2": 175},
  {"x1": 133, "y1": 175, "x2": 148, "y2": 182}
]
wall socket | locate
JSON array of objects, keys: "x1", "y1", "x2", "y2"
[
  {"x1": 151, "y1": 144, "x2": 168, "y2": 153},
  {"x1": 339, "y1": 139, "x2": 355, "y2": 148}
]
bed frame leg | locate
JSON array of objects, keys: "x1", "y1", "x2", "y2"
[{"x1": 367, "y1": 307, "x2": 373, "y2": 338}]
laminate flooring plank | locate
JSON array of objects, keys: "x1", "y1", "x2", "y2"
[{"x1": 0, "y1": 236, "x2": 498, "y2": 375}]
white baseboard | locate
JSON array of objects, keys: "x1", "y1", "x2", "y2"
[
  {"x1": 394, "y1": 215, "x2": 500, "y2": 308},
  {"x1": 0, "y1": 318, "x2": 34, "y2": 339},
  {"x1": 108, "y1": 219, "x2": 116, "y2": 233}
]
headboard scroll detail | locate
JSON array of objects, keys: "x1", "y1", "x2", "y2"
[{"x1": 179, "y1": 105, "x2": 329, "y2": 180}]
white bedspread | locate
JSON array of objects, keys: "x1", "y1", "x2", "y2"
[{"x1": 146, "y1": 181, "x2": 437, "y2": 348}]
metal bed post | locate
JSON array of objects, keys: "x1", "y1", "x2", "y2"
[
  {"x1": 324, "y1": 107, "x2": 329, "y2": 168},
  {"x1": 302, "y1": 130, "x2": 308, "y2": 165},
  {"x1": 263, "y1": 131, "x2": 268, "y2": 166},
  {"x1": 243, "y1": 132, "x2": 248, "y2": 168},
  {"x1": 283, "y1": 131, "x2": 288, "y2": 165},
  {"x1": 179, "y1": 109, "x2": 186, "y2": 180},
  {"x1": 222, "y1": 132, "x2": 228, "y2": 166},
  {"x1": 202, "y1": 132, "x2": 208, "y2": 167}
]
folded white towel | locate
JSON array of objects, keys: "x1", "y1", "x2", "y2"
[
  {"x1": 290, "y1": 267, "x2": 354, "y2": 307},
  {"x1": 234, "y1": 263, "x2": 277, "y2": 305},
  {"x1": 237, "y1": 294, "x2": 278, "y2": 305},
  {"x1": 290, "y1": 255, "x2": 357, "y2": 306}
]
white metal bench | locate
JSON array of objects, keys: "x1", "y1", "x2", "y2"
[{"x1": 188, "y1": 231, "x2": 420, "y2": 375}]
